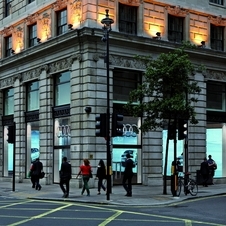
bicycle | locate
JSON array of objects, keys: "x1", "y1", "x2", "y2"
[{"x1": 177, "y1": 172, "x2": 198, "y2": 196}]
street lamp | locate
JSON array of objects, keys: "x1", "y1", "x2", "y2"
[{"x1": 101, "y1": 9, "x2": 114, "y2": 201}]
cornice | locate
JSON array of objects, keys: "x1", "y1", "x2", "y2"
[
  {"x1": 208, "y1": 15, "x2": 226, "y2": 26},
  {"x1": 52, "y1": 0, "x2": 68, "y2": 11},
  {"x1": 166, "y1": 5, "x2": 189, "y2": 17}
]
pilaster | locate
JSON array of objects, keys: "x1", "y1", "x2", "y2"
[{"x1": 39, "y1": 66, "x2": 53, "y2": 185}]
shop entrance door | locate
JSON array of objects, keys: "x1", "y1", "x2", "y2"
[
  {"x1": 112, "y1": 148, "x2": 141, "y2": 185},
  {"x1": 53, "y1": 148, "x2": 70, "y2": 183}
]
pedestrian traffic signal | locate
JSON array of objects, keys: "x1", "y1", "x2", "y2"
[
  {"x1": 178, "y1": 119, "x2": 188, "y2": 140},
  {"x1": 95, "y1": 114, "x2": 107, "y2": 137},
  {"x1": 112, "y1": 113, "x2": 123, "y2": 137},
  {"x1": 168, "y1": 123, "x2": 176, "y2": 140},
  {"x1": 7, "y1": 125, "x2": 15, "y2": 144}
]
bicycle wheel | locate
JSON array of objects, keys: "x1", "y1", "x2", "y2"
[
  {"x1": 188, "y1": 179, "x2": 198, "y2": 196},
  {"x1": 176, "y1": 178, "x2": 182, "y2": 196}
]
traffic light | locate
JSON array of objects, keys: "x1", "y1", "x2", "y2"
[
  {"x1": 95, "y1": 114, "x2": 107, "y2": 137},
  {"x1": 7, "y1": 125, "x2": 15, "y2": 144},
  {"x1": 178, "y1": 119, "x2": 188, "y2": 140},
  {"x1": 112, "y1": 113, "x2": 123, "y2": 137},
  {"x1": 168, "y1": 124, "x2": 176, "y2": 140}
]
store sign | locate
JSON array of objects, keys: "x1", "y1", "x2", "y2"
[
  {"x1": 123, "y1": 124, "x2": 138, "y2": 137},
  {"x1": 57, "y1": 125, "x2": 71, "y2": 138}
]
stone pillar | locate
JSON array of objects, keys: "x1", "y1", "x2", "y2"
[
  {"x1": 70, "y1": 54, "x2": 84, "y2": 188},
  {"x1": 189, "y1": 71, "x2": 206, "y2": 174},
  {"x1": 13, "y1": 75, "x2": 26, "y2": 183},
  {"x1": 39, "y1": 66, "x2": 53, "y2": 185},
  {"x1": 0, "y1": 86, "x2": 3, "y2": 176},
  {"x1": 143, "y1": 130, "x2": 163, "y2": 187}
]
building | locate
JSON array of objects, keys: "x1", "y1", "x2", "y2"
[{"x1": 0, "y1": 0, "x2": 226, "y2": 188}]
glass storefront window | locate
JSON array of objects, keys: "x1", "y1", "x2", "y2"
[
  {"x1": 112, "y1": 116, "x2": 141, "y2": 145},
  {"x1": 27, "y1": 81, "x2": 39, "y2": 111},
  {"x1": 26, "y1": 122, "x2": 40, "y2": 174},
  {"x1": 55, "y1": 71, "x2": 70, "y2": 106},
  {"x1": 162, "y1": 130, "x2": 184, "y2": 176},
  {"x1": 207, "y1": 124, "x2": 223, "y2": 178},
  {"x1": 4, "y1": 88, "x2": 14, "y2": 115},
  {"x1": 54, "y1": 117, "x2": 71, "y2": 146},
  {"x1": 3, "y1": 126, "x2": 14, "y2": 176}
]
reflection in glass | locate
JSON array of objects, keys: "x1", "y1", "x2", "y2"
[
  {"x1": 27, "y1": 81, "x2": 39, "y2": 111},
  {"x1": 54, "y1": 118, "x2": 71, "y2": 146},
  {"x1": 4, "y1": 88, "x2": 14, "y2": 115},
  {"x1": 55, "y1": 71, "x2": 70, "y2": 106}
]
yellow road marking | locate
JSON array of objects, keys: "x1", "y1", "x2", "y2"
[
  {"x1": 185, "y1": 219, "x2": 192, "y2": 226},
  {"x1": 8, "y1": 203, "x2": 72, "y2": 226},
  {"x1": 98, "y1": 211, "x2": 123, "y2": 226},
  {"x1": 0, "y1": 200, "x2": 33, "y2": 209}
]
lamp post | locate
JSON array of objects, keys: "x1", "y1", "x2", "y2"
[{"x1": 101, "y1": 10, "x2": 114, "y2": 201}]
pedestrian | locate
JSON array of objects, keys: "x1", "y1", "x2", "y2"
[
  {"x1": 59, "y1": 157, "x2": 72, "y2": 198},
  {"x1": 32, "y1": 158, "x2": 43, "y2": 190},
  {"x1": 207, "y1": 155, "x2": 217, "y2": 185},
  {"x1": 76, "y1": 159, "x2": 92, "y2": 196},
  {"x1": 122, "y1": 153, "x2": 134, "y2": 197},
  {"x1": 96, "y1": 159, "x2": 106, "y2": 195},
  {"x1": 200, "y1": 157, "x2": 209, "y2": 187},
  {"x1": 29, "y1": 161, "x2": 36, "y2": 188}
]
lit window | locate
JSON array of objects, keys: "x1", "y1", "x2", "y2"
[
  {"x1": 210, "y1": 24, "x2": 224, "y2": 51},
  {"x1": 119, "y1": 3, "x2": 137, "y2": 35},
  {"x1": 5, "y1": 36, "x2": 12, "y2": 57},
  {"x1": 29, "y1": 24, "x2": 38, "y2": 47},
  {"x1": 168, "y1": 15, "x2": 184, "y2": 43},
  {"x1": 57, "y1": 9, "x2": 67, "y2": 35}
]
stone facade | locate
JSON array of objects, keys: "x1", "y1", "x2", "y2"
[{"x1": 0, "y1": 0, "x2": 226, "y2": 189}]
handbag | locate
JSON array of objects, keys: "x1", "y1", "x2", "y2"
[
  {"x1": 39, "y1": 171, "x2": 45, "y2": 179},
  {"x1": 89, "y1": 169, "x2": 93, "y2": 178}
]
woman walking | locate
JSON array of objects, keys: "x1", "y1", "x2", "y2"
[
  {"x1": 96, "y1": 159, "x2": 106, "y2": 195},
  {"x1": 77, "y1": 159, "x2": 92, "y2": 196}
]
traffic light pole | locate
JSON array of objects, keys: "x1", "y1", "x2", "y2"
[
  {"x1": 12, "y1": 122, "x2": 16, "y2": 191},
  {"x1": 106, "y1": 27, "x2": 111, "y2": 201}
]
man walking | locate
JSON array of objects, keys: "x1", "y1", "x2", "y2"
[
  {"x1": 200, "y1": 157, "x2": 209, "y2": 187},
  {"x1": 32, "y1": 158, "x2": 43, "y2": 191},
  {"x1": 59, "y1": 157, "x2": 72, "y2": 198},
  {"x1": 122, "y1": 153, "x2": 134, "y2": 197}
]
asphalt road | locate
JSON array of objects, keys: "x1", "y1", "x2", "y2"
[{"x1": 0, "y1": 195, "x2": 225, "y2": 226}]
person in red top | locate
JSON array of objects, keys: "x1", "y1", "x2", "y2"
[{"x1": 76, "y1": 159, "x2": 92, "y2": 196}]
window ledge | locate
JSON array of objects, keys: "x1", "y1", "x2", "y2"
[{"x1": 209, "y1": 2, "x2": 226, "y2": 8}]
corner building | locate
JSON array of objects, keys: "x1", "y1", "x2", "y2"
[{"x1": 0, "y1": 0, "x2": 226, "y2": 188}]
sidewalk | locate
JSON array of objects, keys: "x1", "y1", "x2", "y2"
[{"x1": 0, "y1": 181, "x2": 225, "y2": 206}]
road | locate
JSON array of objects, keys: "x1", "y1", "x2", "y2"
[{"x1": 0, "y1": 194, "x2": 225, "y2": 226}]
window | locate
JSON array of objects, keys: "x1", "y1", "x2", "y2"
[
  {"x1": 5, "y1": 0, "x2": 11, "y2": 17},
  {"x1": 57, "y1": 9, "x2": 67, "y2": 35},
  {"x1": 168, "y1": 15, "x2": 184, "y2": 43},
  {"x1": 28, "y1": 0, "x2": 35, "y2": 3},
  {"x1": 119, "y1": 3, "x2": 137, "y2": 35},
  {"x1": 4, "y1": 88, "x2": 14, "y2": 115},
  {"x1": 5, "y1": 36, "x2": 12, "y2": 57},
  {"x1": 113, "y1": 70, "x2": 141, "y2": 102},
  {"x1": 28, "y1": 24, "x2": 38, "y2": 47},
  {"x1": 207, "y1": 82, "x2": 226, "y2": 111},
  {"x1": 55, "y1": 71, "x2": 70, "y2": 106},
  {"x1": 27, "y1": 81, "x2": 39, "y2": 111},
  {"x1": 210, "y1": 0, "x2": 223, "y2": 5},
  {"x1": 211, "y1": 24, "x2": 224, "y2": 51}
]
